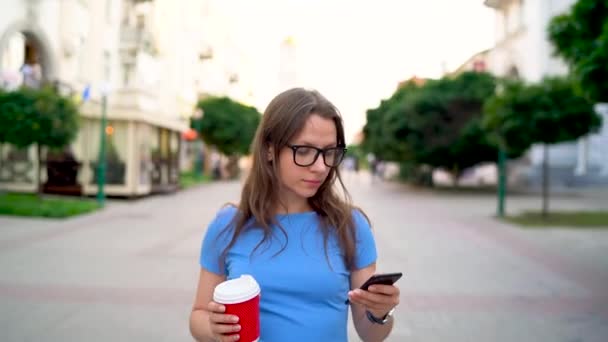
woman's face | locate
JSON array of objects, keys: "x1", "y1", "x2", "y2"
[{"x1": 276, "y1": 114, "x2": 338, "y2": 209}]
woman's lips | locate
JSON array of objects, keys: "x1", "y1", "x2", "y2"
[{"x1": 303, "y1": 179, "x2": 322, "y2": 186}]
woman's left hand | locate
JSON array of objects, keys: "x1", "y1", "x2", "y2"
[{"x1": 347, "y1": 284, "x2": 400, "y2": 318}]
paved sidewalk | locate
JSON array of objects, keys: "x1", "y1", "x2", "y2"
[{"x1": 1, "y1": 176, "x2": 607, "y2": 341}]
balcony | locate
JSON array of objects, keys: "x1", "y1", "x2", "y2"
[
  {"x1": 120, "y1": 26, "x2": 156, "y2": 55},
  {"x1": 113, "y1": 87, "x2": 160, "y2": 114}
]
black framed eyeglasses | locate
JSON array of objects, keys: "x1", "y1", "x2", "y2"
[{"x1": 286, "y1": 144, "x2": 347, "y2": 168}]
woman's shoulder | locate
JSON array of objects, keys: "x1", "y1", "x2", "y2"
[
  {"x1": 350, "y1": 206, "x2": 371, "y2": 227},
  {"x1": 216, "y1": 203, "x2": 239, "y2": 219},
  {"x1": 207, "y1": 203, "x2": 239, "y2": 233}
]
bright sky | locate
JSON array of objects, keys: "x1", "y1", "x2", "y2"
[{"x1": 213, "y1": 0, "x2": 495, "y2": 143}]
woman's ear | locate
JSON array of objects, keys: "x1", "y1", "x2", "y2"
[{"x1": 267, "y1": 146, "x2": 274, "y2": 162}]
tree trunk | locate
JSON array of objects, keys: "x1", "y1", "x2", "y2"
[
  {"x1": 452, "y1": 165, "x2": 460, "y2": 188},
  {"x1": 542, "y1": 144, "x2": 550, "y2": 218},
  {"x1": 36, "y1": 144, "x2": 42, "y2": 196},
  {"x1": 226, "y1": 155, "x2": 240, "y2": 180}
]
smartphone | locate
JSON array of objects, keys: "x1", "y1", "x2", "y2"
[
  {"x1": 346, "y1": 272, "x2": 403, "y2": 304},
  {"x1": 359, "y1": 272, "x2": 403, "y2": 291}
]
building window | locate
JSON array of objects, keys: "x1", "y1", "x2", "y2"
[
  {"x1": 122, "y1": 63, "x2": 133, "y2": 87},
  {"x1": 106, "y1": 0, "x2": 112, "y2": 23}
]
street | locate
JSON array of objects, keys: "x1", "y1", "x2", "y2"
[{"x1": 1, "y1": 174, "x2": 608, "y2": 341}]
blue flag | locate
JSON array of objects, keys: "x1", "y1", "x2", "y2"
[{"x1": 82, "y1": 84, "x2": 91, "y2": 102}]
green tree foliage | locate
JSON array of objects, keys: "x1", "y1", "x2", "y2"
[
  {"x1": 548, "y1": 0, "x2": 608, "y2": 102},
  {"x1": 362, "y1": 81, "x2": 417, "y2": 162},
  {"x1": 406, "y1": 72, "x2": 498, "y2": 177},
  {"x1": 363, "y1": 72, "x2": 499, "y2": 182},
  {"x1": 0, "y1": 87, "x2": 79, "y2": 149},
  {"x1": 483, "y1": 80, "x2": 543, "y2": 155},
  {"x1": 193, "y1": 96, "x2": 261, "y2": 156},
  {"x1": 483, "y1": 76, "x2": 601, "y2": 216},
  {"x1": 483, "y1": 77, "x2": 601, "y2": 148},
  {"x1": 0, "y1": 90, "x2": 22, "y2": 145},
  {"x1": 0, "y1": 86, "x2": 80, "y2": 192}
]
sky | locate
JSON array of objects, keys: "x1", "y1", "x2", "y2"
[{"x1": 212, "y1": 0, "x2": 496, "y2": 143}]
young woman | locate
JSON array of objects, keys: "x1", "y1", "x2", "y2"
[{"x1": 190, "y1": 88, "x2": 400, "y2": 341}]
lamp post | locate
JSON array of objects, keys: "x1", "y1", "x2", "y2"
[
  {"x1": 494, "y1": 82, "x2": 507, "y2": 218},
  {"x1": 497, "y1": 147, "x2": 506, "y2": 218},
  {"x1": 97, "y1": 82, "x2": 109, "y2": 207}
]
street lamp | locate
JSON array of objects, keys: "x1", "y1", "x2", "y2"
[
  {"x1": 494, "y1": 83, "x2": 506, "y2": 218},
  {"x1": 97, "y1": 81, "x2": 110, "y2": 207}
]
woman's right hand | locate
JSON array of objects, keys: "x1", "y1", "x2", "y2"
[{"x1": 207, "y1": 301, "x2": 241, "y2": 341}]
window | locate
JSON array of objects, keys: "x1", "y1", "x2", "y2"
[{"x1": 106, "y1": 0, "x2": 112, "y2": 23}]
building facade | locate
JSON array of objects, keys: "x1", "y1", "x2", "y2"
[
  {"x1": 483, "y1": 0, "x2": 608, "y2": 187},
  {"x1": 0, "y1": 0, "x2": 235, "y2": 196}
]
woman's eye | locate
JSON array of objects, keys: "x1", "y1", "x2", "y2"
[{"x1": 296, "y1": 147, "x2": 314, "y2": 155}]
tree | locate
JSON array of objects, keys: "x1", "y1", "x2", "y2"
[
  {"x1": 193, "y1": 96, "x2": 261, "y2": 178},
  {"x1": 402, "y1": 72, "x2": 499, "y2": 184},
  {"x1": 408, "y1": 73, "x2": 499, "y2": 182},
  {"x1": 548, "y1": 0, "x2": 608, "y2": 103},
  {"x1": 0, "y1": 87, "x2": 80, "y2": 194},
  {"x1": 362, "y1": 81, "x2": 419, "y2": 162},
  {"x1": 0, "y1": 90, "x2": 18, "y2": 184},
  {"x1": 483, "y1": 80, "x2": 543, "y2": 157},
  {"x1": 483, "y1": 77, "x2": 601, "y2": 217},
  {"x1": 363, "y1": 72, "x2": 501, "y2": 186}
]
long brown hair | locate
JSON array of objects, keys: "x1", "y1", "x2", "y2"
[{"x1": 220, "y1": 88, "x2": 364, "y2": 270}]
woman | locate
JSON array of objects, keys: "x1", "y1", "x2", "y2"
[{"x1": 189, "y1": 88, "x2": 400, "y2": 341}]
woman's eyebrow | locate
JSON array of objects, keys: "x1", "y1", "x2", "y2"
[{"x1": 296, "y1": 141, "x2": 338, "y2": 148}]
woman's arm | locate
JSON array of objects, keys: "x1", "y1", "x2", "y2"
[
  {"x1": 349, "y1": 263, "x2": 400, "y2": 342},
  {"x1": 190, "y1": 268, "x2": 227, "y2": 341}
]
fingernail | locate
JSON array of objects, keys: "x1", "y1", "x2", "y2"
[
  {"x1": 232, "y1": 316, "x2": 239, "y2": 323},
  {"x1": 219, "y1": 305, "x2": 225, "y2": 311},
  {"x1": 234, "y1": 324, "x2": 241, "y2": 331},
  {"x1": 233, "y1": 334, "x2": 240, "y2": 341}
]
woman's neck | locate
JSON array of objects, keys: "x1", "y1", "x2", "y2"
[{"x1": 275, "y1": 197, "x2": 312, "y2": 214}]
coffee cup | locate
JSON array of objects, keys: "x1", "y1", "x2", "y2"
[{"x1": 213, "y1": 274, "x2": 261, "y2": 342}]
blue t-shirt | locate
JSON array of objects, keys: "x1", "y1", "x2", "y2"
[{"x1": 200, "y1": 206, "x2": 377, "y2": 342}]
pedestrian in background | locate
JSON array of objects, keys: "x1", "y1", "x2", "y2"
[{"x1": 189, "y1": 88, "x2": 400, "y2": 341}]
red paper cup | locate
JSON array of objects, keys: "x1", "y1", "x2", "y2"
[{"x1": 213, "y1": 275, "x2": 261, "y2": 342}]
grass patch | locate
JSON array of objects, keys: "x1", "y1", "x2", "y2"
[
  {"x1": 180, "y1": 171, "x2": 211, "y2": 189},
  {"x1": 505, "y1": 211, "x2": 608, "y2": 228},
  {"x1": 0, "y1": 192, "x2": 101, "y2": 218}
]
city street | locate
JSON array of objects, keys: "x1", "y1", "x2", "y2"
[{"x1": 1, "y1": 174, "x2": 608, "y2": 341}]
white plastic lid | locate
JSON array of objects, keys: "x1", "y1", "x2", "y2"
[{"x1": 213, "y1": 275, "x2": 261, "y2": 304}]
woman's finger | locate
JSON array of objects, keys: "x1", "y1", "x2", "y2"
[
  {"x1": 216, "y1": 333, "x2": 240, "y2": 342},
  {"x1": 211, "y1": 322, "x2": 241, "y2": 335},
  {"x1": 351, "y1": 289, "x2": 398, "y2": 306},
  {"x1": 349, "y1": 295, "x2": 387, "y2": 310},
  {"x1": 210, "y1": 312, "x2": 240, "y2": 324},
  {"x1": 368, "y1": 284, "x2": 400, "y2": 296},
  {"x1": 207, "y1": 301, "x2": 226, "y2": 313}
]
